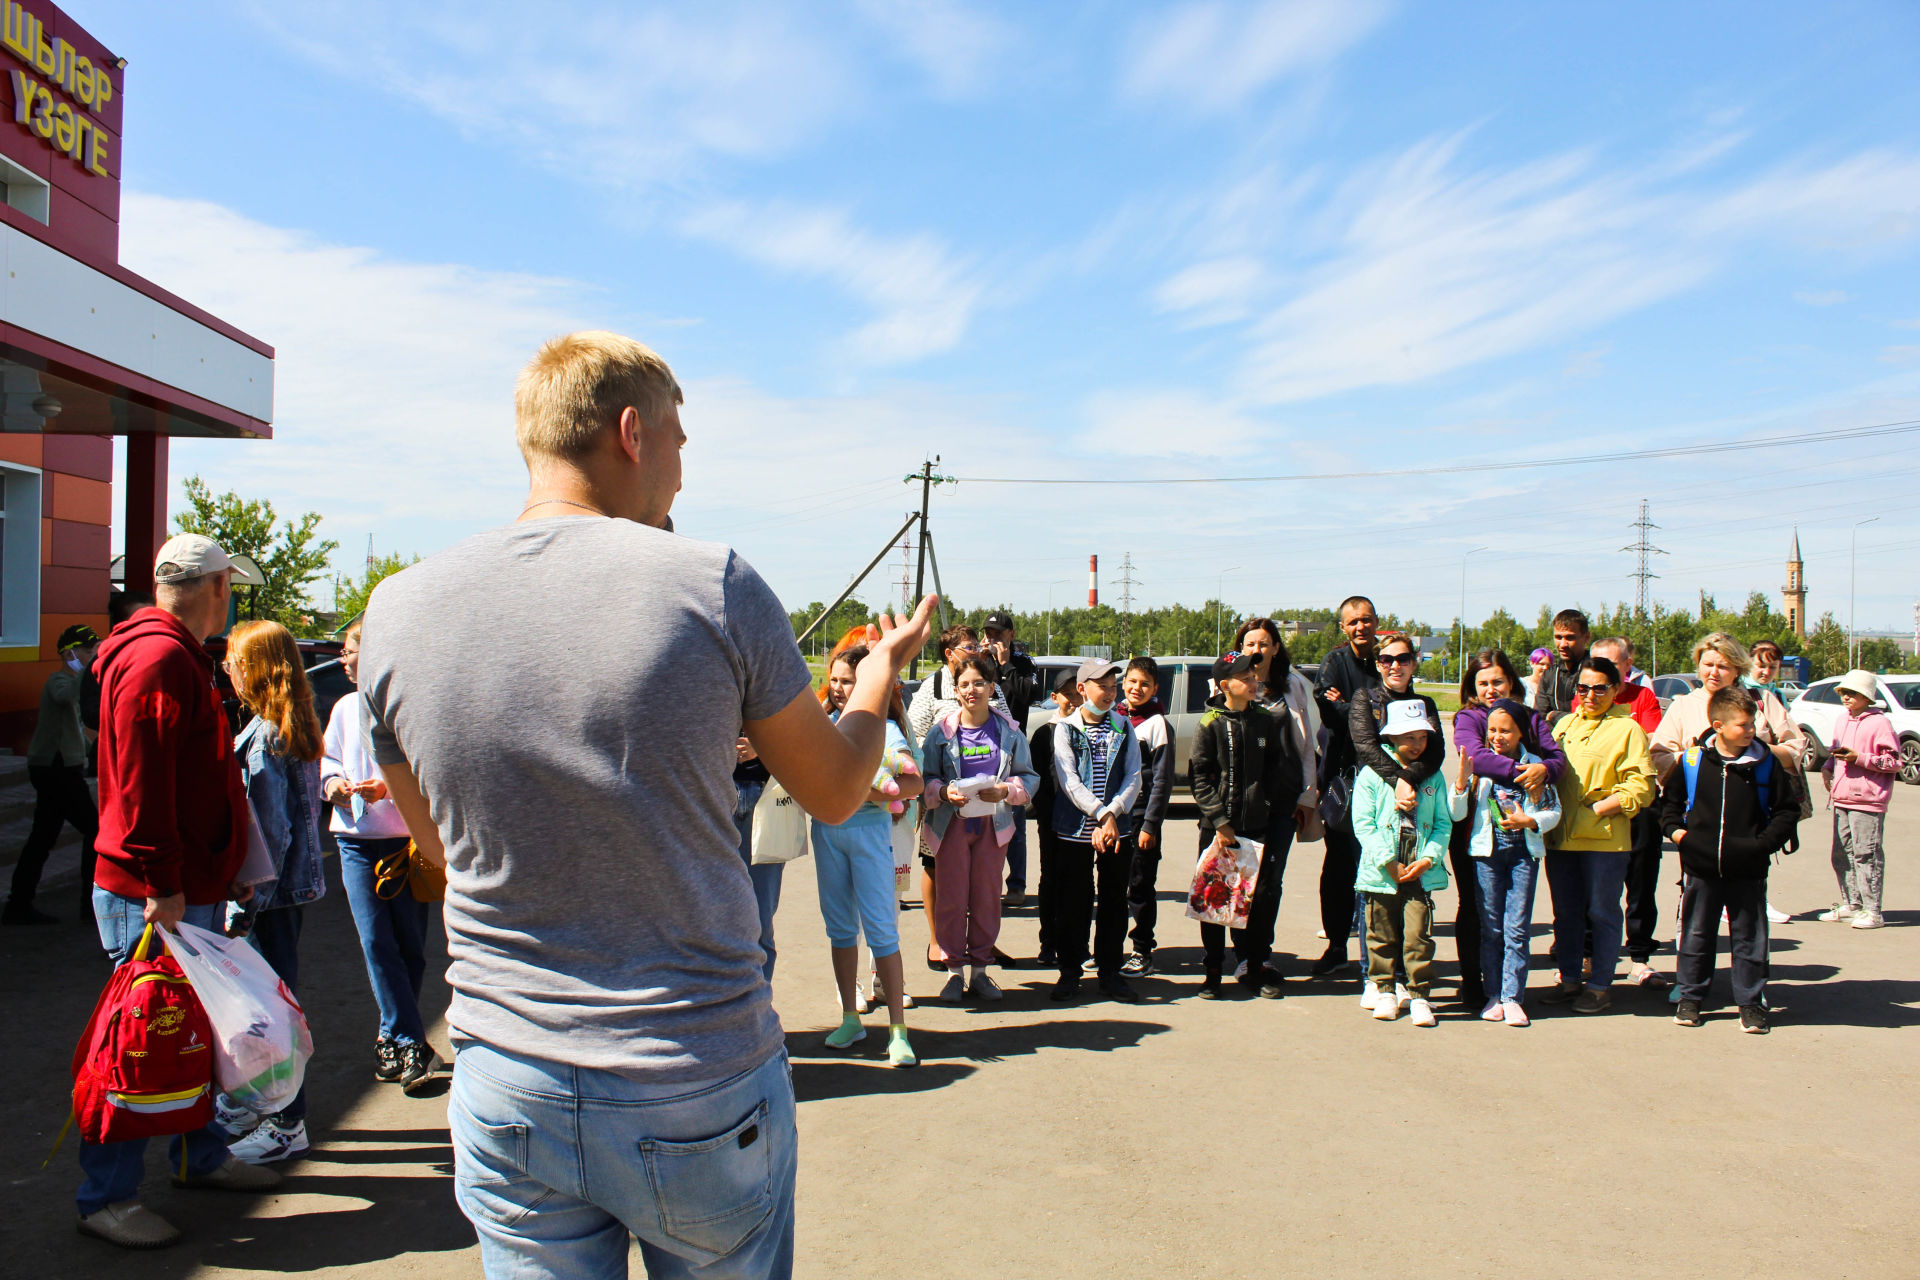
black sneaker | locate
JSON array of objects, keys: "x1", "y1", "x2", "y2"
[
  {"x1": 397, "y1": 1041, "x2": 440, "y2": 1094},
  {"x1": 374, "y1": 1037, "x2": 403, "y2": 1083},
  {"x1": 1257, "y1": 970, "x2": 1285, "y2": 1000},
  {"x1": 1673, "y1": 999, "x2": 1703, "y2": 1028},
  {"x1": 1121, "y1": 950, "x2": 1153, "y2": 977},
  {"x1": 1035, "y1": 947, "x2": 1056, "y2": 967},
  {"x1": 1309, "y1": 948, "x2": 1347, "y2": 977},
  {"x1": 1, "y1": 900, "x2": 57, "y2": 926},
  {"x1": 1198, "y1": 972, "x2": 1222, "y2": 1000},
  {"x1": 1049, "y1": 975, "x2": 1081, "y2": 1003},
  {"x1": 1739, "y1": 1004, "x2": 1769, "y2": 1035},
  {"x1": 1098, "y1": 975, "x2": 1142, "y2": 1004}
]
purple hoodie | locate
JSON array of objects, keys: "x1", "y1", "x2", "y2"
[
  {"x1": 1453, "y1": 703, "x2": 1569, "y2": 783},
  {"x1": 1823, "y1": 706, "x2": 1900, "y2": 814}
]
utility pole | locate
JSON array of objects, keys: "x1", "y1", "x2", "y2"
[
  {"x1": 1117, "y1": 552, "x2": 1139, "y2": 655},
  {"x1": 907, "y1": 457, "x2": 954, "y2": 678}
]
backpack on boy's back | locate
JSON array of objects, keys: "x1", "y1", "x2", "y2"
[{"x1": 71, "y1": 924, "x2": 215, "y2": 1144}]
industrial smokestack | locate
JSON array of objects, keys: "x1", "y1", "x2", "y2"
[{"x1": 1088, "y1": 555, "x2": 1098, "y2": 608}]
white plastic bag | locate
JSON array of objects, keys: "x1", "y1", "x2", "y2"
[
  {"x1": 162, "y1": 921, "x2": 313, "y2": 1114},
  {"x1": 750, "y1": 779, "x2": 811, "y2": 865},
  {"x1": 1185, "y1": 836, "x2": 1264, "y2": 929}
]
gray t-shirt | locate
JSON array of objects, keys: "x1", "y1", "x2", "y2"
[{"x1": 361, "y1": 517, "x2": 812, "y2": 1081}]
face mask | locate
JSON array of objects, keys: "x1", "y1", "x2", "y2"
[{"x1": 63, "y1": 654, "x2": 84, "y2": 673}]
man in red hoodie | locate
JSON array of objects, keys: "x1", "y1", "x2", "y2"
[{"x1": 77, "y1": 533, "x2": 281, "y2": 1250}]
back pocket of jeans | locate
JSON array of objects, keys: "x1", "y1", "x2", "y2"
[{"x1": 640, "y1": 1101, "x2": 774, "y2": 1259}]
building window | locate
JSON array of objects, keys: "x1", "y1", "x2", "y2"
[
  {"x1": 0, "y1": 152, "x2": 50, "y2": 224},
  {"x1": 0, "y1": 463, "x2": 42, "y2": 647}
]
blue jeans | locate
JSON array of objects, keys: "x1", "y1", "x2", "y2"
[
  {"x1": 1003, "y1": 806, "x2": 1028, "y2": 893},
  {"x1": 1474, "y1": 847, "x2": 1539, "y2": 1005},
  {"x1": 732, "y1": 781, "x2": 785, "y2": 982},
  {"x1": 1545, "y1": 849, "x2": 1630, "y2": 992},
  {"x1": 76, "y1": 889, "x2": 233, "y2": 1215},
  {"x1": 336, "y1": 836, "x2": 430, "y2": 1045},
  {"x1": 809, "y1": 813, "x2": 900, "y2": 957},
  {"x1": 451, "y1": 1042, "x2": 796, "y2": 1280}
]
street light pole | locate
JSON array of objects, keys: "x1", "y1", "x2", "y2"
[
  {"x1": 1851, "y1": 516, "x2": 1880, "y2": 668},
  {"x1": 1458, "y1": 546, "x2": 1489, "y2": 685},
  {"x1": 1216, "y1": 566, "x2": 1243, "y2": 653}
]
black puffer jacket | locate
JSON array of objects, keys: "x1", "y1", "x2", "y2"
[{"x1": 1657, "y1": 735, "x2": 1798, "y2": 880}]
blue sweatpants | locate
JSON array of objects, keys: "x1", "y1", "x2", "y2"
[{"x1": 811, "y1": 811, "x2": 901, "y2": 957}]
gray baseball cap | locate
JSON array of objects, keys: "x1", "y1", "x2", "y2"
[{"x1": 1075, "y1": 658, "x2": 1123, "y2": 683}]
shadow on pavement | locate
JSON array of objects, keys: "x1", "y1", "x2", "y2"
[{"x1": 787, "y1": 1015, "x2": 1168, "y2": 1101}]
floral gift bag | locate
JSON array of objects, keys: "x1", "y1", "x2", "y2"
[{"x1": 1185, "y1": 836, "x2": 1264, "y2": 930}]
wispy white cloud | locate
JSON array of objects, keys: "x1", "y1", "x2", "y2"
[
  {"x1": 852, "y1": 0, "x2": 1014, "y2": 98},
  {"x1": 1153, "y1": 256, "x2": 1265, "y2": 327},
  {"x1": 681, "y1": 203, "x2": 985, "y2": 364},
  {"x1": 1794, "y1": 289, "x2": 1849, "y2": 306},
  {"x1": 1880, "y1": 345, "x2": 1920, "y2": 367},
  {"x1": 1120, "y1": 0, "x2": 1392, "y2": 114},
  {"x1": 1078, "y1": 389, "x2": 1273, "y2": 458},
  {"x1": 1154, "y1": 133, "x2": 1920, "y2": 405}
]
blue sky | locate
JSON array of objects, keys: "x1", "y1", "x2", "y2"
[{"x1": 90, "y1": 0, "x2": 1920, "y2": 635}]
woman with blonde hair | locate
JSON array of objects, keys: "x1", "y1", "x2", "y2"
[
  {"x1": 221, "y1": 620, "x2": 327, "y2": 1164},
  {"x1": 1650, "y1": 631, "x2": 1806, "y2": 938}
]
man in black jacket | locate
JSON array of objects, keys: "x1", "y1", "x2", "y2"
[
  {"x1": 1659, "y1": 686, "x2": 1798, "y2": 1034},
  {"x1": 1310, "y1": 595, "x2": 1381, "y2": 975},
  {"x1": 984, "y1": 611, "x2": 1040, "y2": 904},
  {"x1": 1531, "y1": 609, "x2": 1591, "y2": 722}
]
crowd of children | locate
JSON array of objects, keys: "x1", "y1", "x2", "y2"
[{"x1": 753, "y1": 607, "x2": 1898, "y2": 1062}]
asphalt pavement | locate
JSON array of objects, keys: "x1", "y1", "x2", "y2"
[{"x1": 4, "y1": 796, "x2": 1916, "y2": 1280}]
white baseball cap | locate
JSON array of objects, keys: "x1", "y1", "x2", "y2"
[
  {"x1": 153, "y1": 533, "x2": 234, "y2": 584},
  {"x1": 1381, "y1": 699, "x2": 1438, "y2": 738}
]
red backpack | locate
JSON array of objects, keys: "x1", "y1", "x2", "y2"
[{"x1": 71, "y1": 924, "x2": 216, "y2": 1144}]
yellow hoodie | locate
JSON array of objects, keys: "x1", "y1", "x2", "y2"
[{"x1": 1551, "y1": 704, "x2": 1657, "y2": 852}]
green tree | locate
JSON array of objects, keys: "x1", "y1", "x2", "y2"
[
  {"x1": 334, "y1": 551, "x2": 421, "y2": 630},
  {"x1": 174, "y1": 476, "x2": 339, "y2": 636},
  {"x1": 1802, "y1": 613, "x2": 1848, "y2": 679}
]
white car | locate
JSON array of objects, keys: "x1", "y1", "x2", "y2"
[{"x1": 1789, "y1": 675, "x2": 1920, "y2": 785}]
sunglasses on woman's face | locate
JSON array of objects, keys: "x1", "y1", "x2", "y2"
[
  {"x1": 1377, "y1": 652, "x2": 1416, "y2": 667},
  {"x1": 1574, "y1": 682, "x2": 1614, "y2": 697}
]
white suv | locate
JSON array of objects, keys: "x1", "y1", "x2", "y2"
[{"x1": 1789, "y1": 675, "x2": 1920, "y2": 784}]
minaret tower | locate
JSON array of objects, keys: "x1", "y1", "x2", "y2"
[{"x1": 1784, "y1": 528, "x2": 1807, "y2": 638}]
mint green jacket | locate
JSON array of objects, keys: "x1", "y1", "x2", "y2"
[{"x1": 1353, "y1": 765, "x2": 1452, "y2": 894}]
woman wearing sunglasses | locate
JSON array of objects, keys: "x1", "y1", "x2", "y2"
[
  {"x1": 1543, "y1": 655, "x2": 1656, "y2": 1014},
  {"x1": 1350, "y1": 632, "x2": 1446, "y2": 813}
]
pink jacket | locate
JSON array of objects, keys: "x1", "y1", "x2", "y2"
[{"x1": 1822, "y1": 707, "x2": 1901, "y2": 813}]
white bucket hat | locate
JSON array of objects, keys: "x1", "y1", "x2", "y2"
[
  {"x1": 1835, "y1": 669, "x2": 1880, "y2": 702},
  {"x1": 1381, "y1": 699, "x2": 1438, "y2": 738}
]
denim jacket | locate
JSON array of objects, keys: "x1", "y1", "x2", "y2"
[
  {"x1": 920, "y1": 708, "x2": 1039, "y2": 847},
  {"x1": 1446, "y1": 747, "x2": 1562, "y2": 860},
  {"x1": 237, "y1": 716, "x2": 327, "y2": 910}
]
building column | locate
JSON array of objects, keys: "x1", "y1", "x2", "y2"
[{"x1": 123, "y1": 434, "x2": 168, "y2": 598}]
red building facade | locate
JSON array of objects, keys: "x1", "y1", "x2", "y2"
[{"x1": 0, "y1": 0, "x2": 272, "y2": 750}]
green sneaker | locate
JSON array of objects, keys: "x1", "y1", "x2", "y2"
[
  {"x1": 887, "y1": 1025, "x2": 917, "y2": 1069},
  {"x1": 824, "y1": 1014, "x2": 865, "y2": 1050}
]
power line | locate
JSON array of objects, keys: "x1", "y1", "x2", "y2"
[{"x1": 949, "y1": 417, "x2": 1920, "y2": 486}]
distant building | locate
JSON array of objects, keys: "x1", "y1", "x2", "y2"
[
  {"x1": 1279, "y1": 620, "x2": 1323, "y2": 636},
  {"x1": 1783, "y1": 528, "x2": 1806, "y2": 639}
]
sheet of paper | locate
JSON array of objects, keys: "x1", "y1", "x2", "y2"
[{"x1": 955, "y1": 774, "x2": 999, "y2": 818}]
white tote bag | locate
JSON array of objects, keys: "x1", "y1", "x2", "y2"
[{"x1": 750, "y1": 779, "x2": 811, "y2": 865}]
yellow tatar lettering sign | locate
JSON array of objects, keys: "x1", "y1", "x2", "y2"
[{"x1": 1, "y1": 1, "x2": 112, "y2": 177}]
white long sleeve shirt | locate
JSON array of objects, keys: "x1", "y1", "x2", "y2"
[{"x1": 321, "y1": 689, "x2": 411, "y2": 838}]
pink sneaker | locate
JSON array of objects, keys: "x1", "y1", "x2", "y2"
[
  {"x1": 1480, "y1": 1000, "x2": 1505, "y2": 1022},
  {"x1": 1503, "y1": 1001, "x2": 1530, "y2": 1028}
]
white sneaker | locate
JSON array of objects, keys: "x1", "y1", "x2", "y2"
[
  {"x1": 227, "y1": 1118, "x2": 309, "y2": 1165},
  {"x1": 1359, "y1": 984, "x2": 1379, "y2": 1011},
  {"x1": 1817, "y1": 904, "x2": 1858, "y2": 923},
  {"x1": 939, "y1": 973, "x2": 966, "y2": 1002},
  {"x1": 1408, "y1": 998, "x2": 1437, "y2": 1027},
  {"x1": 1394, "y1": 982, "x2": 1410, "y2": 1011},
  {"x1": 852, "y1": 983, "x2": 871, "y2": 1014},
  {"x1": 1765, "y1": 901, "x2": 1791, "y2": 924},
  {"x1": 1503, "y1": 1001, "x2": 1530, "y2": 1028},
  {"x1": 212, "y1": 1093, "x2": 259, "y2": 1140},
  {"x1": 969, "y1": 971, "x2": 1003, "y2": 1002},
  {"x1": 1372, "y1": 987, "x2": 1398, "y2": 1020},
  {"x1": 77, "y1": 1200, "x2": 181, "y2": 1249},
  {"x1": 1232, "y1": 960, "x2": 1250, "y2": 981},
  {"x1": 1851, "y1": 912, "x2": 1886, "y2": 930}
]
